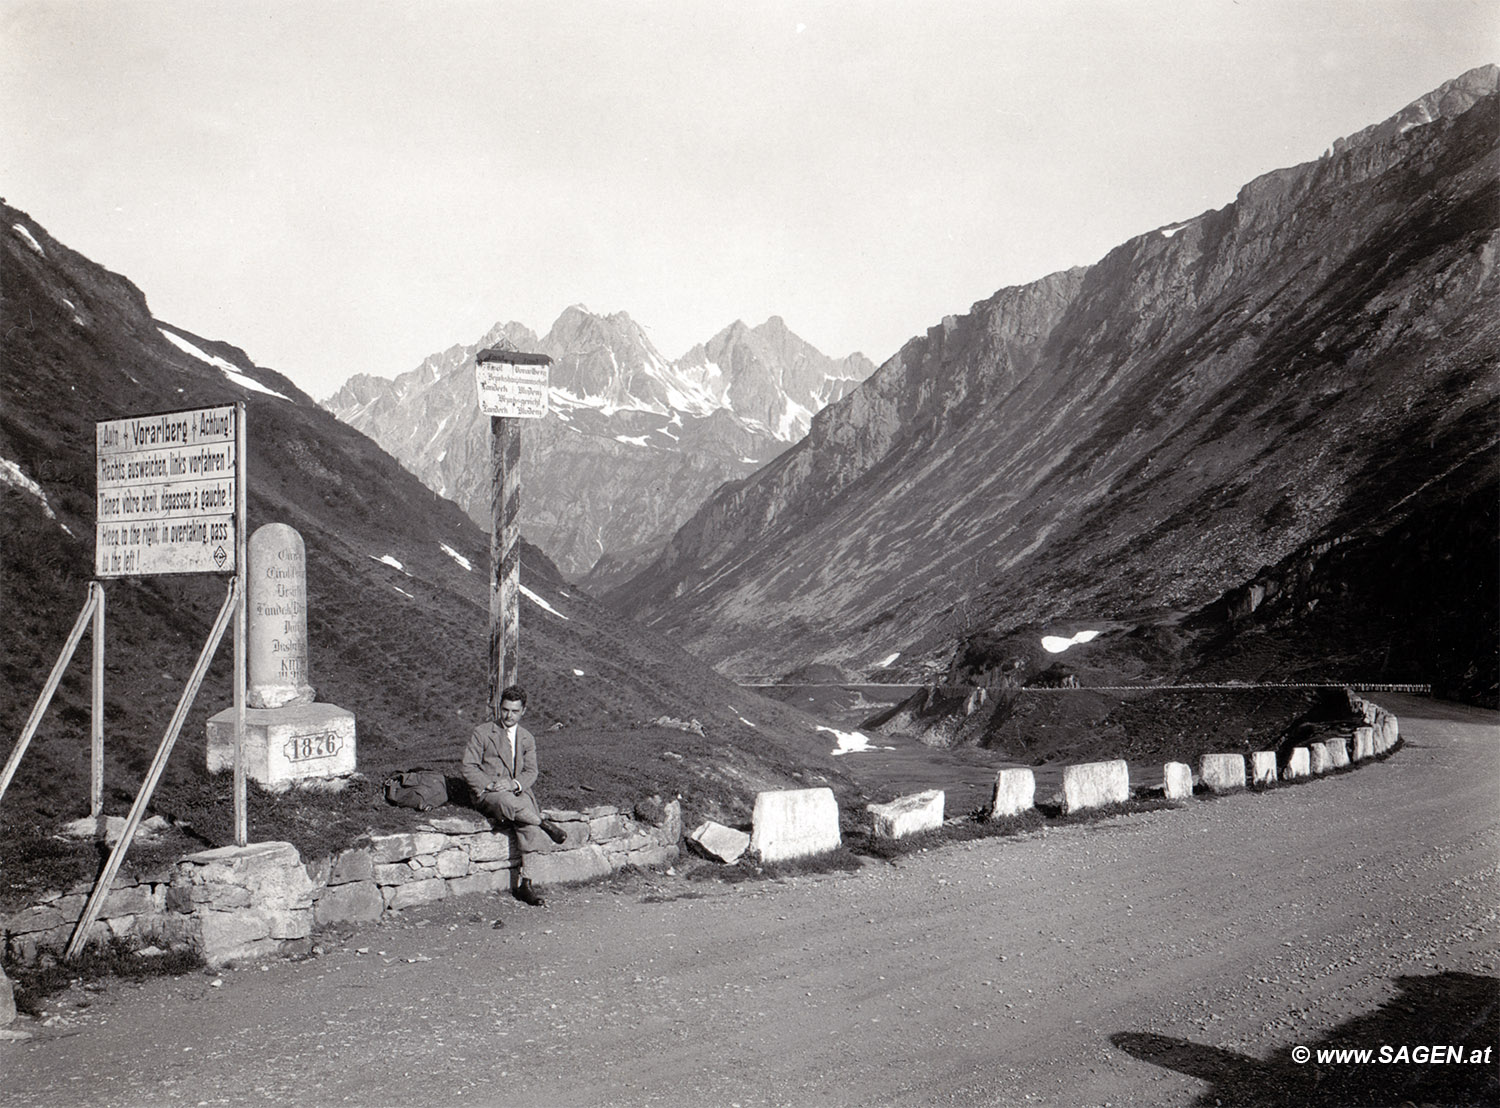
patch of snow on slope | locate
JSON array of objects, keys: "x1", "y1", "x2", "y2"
[
  {"x1": 12, "y1": 224, "x2": 44, "y2": 255},
  {"x1": 439, "y1": 543, "x2": 472, "y2": 571},
  {"x1": 818, "y1": 725, "x2": 890, "y2": 756},
  {"x1": 1041, "y1": 629, "x2": 1100, "y2": 654},
  {"x1": 158, "y1": 327, "x2": 293, "y2": 401},
  {"x1": 573, "y1": 668, "x2": 585, "y2": 676},
  {"x1": 1398, "y1": 103, "x2": 1436, "y2": 133},
  {"x1": 876, "y1": 651, "x2": 901, "y2": 668},
  {"x1": 393, "y1": 585, "x2": 414, "y2": 599},
  {"x1": 1, "y1": 456, "x2": 56, "y2": 518},
  {"x1": 730, "y1": 706, "x2": 757, "y2": 728},
  {"x1": 551, "y1": 384, "x2": 667, "y2": 421},
  {"x1": 614, "y1": 434, "x2": 651, "y2": 447},
  {"x1": 372, "y1": 554, "x2": 406, "y2": 572},
  {"x1": 777, "y1": 395, "x2": 815, "y2": 440},
  {"x1": 521, "y1": 585, "x2": 568, "y2": 620},
  {"x1": 655, "y1": 371, "x2": 723, "y2": 417}
]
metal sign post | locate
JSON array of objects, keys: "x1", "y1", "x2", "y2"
[
  {"x1": 475, "y1": 348, "x2": 551, "y2": 720},
  {"x1": 233, "y1": 401, "x2": 248, "y2": 845}
]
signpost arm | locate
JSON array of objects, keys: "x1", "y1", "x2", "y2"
[
  {"x1": 488, "y1": 414, "x2": 521, "y2": 720},
  {"x1": 234, "y1": 400, "x2": 248, "y2": 846},
  {"x1": 90, "y1": 581, "x2": 105, "y2": 818}
]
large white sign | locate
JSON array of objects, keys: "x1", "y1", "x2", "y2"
[
  {"x1": 95, "y1": 405, "x2": 238, "y2": 577},
  {"x1": 476, "y1": 362, "x2": 550, "y2": 419}
]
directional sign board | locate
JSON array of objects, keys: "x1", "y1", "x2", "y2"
[
  {"x1": 96, "y1": 405, "x2": 238, "y2": 576},
  {"x1": 476, "y1": 361, "x2": 550, "y2": 419}
]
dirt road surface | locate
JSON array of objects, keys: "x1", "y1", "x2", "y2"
[{"x1": 3, "y1": 695, "x2": 1496, "y2": 1107}]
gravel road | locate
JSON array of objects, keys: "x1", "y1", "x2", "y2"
[{"x1": 3, "y1": 694, "x2": 1496, "y2": 1107}]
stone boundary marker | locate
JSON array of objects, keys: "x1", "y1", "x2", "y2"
[
  {"x1": 990, "y1": 768, "x2": 1036, "y2": 818},
  {"x1": 1199, "y1": 753, "x2": 1247, "y2": 794},
  {"x1": 1163, "y1": 762, "x2": 1193, "y2": 800},
  {"x1": 1284, "y1": 747, "x2": 1311, "y2": 778},
  {"x1": 750, "y1": 788, "x2": 841, "y2": 862},
  {"x1": 868, "y1": 790, "x2": 944, "y2": 839},
  {"x1": 1062, "y1": 760, "x2": 1130, "y2": 814},
  {"x1": 1310, "y1": 742, "x2": 1334, "y2": 774},
  {"x1": 1251, "y1": 751, "x2": 1277, "y2": 785}
]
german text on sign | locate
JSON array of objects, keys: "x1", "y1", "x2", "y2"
[{"x1": 476, "y1": 363, "x2": 550, "y2": 419}]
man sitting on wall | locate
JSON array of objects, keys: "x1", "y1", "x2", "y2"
[{"x1": 462, "y1": 684, "x2": 567, "y2": 907}]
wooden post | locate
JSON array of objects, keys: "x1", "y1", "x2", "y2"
[
  {"x1": 90, "y1": 581, "x2": 104, "y2": 818},
  {"x1": 489, "y1": 414, "x2": 521, "y2": 720},
  {"x1": 233, "y1": 400, "x2": 248, "y2": 846},
  {"x1": 476, "y1": 346, "x2": 550, "y2": 721}
]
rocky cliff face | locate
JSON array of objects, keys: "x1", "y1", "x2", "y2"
[
  {"x1": 324, "y1": 310, "x2": 872, "y2": 582},
  {"x1": 677, "y1": 316, "x2": 874, "y2": 438},
  {"x1": 613, "y1": 67, "x2": 1500, "y2": 699}
]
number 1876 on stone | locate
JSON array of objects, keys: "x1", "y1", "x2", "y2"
[{"x1": 284, "y1": 732, "x2": 341, "y2": 763}]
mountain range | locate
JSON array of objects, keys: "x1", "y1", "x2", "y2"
[
  {"x1": 323, "y1": 307, "x2": 873, "y2": 585},
  {"x1": 612, "y1": 65, "x2": 1500, "y2": 706}
]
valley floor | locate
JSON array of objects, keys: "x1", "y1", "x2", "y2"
[{"x1": 2, "y1": 695, "x2": 1495, "y2": 1107}]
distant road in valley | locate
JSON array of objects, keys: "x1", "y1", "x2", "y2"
[{"x1": 2, "y1": 695, "x2": 1495, "y2": 1107}]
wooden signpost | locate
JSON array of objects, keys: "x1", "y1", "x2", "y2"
[{"x1": 475, "y1": 347, "x2": 552, "y2": 720}]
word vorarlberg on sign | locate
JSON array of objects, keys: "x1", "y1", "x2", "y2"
[{"x1": 95, "y1": 405, "x2": 239, "y2": 576}]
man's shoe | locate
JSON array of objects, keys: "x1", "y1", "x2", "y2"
[
  {"x1": 512, "y1": 878, "x2": 546, "y2": 907},
  {"x1": 540, "y1": 819, "x2": 567, "y2": 845}
]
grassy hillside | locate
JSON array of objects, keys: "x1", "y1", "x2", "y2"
[{"x1": 0, "y1": 203, "x2": 861, "y2": 911}]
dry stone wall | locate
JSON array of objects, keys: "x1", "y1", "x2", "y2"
[{"x1": 3, "y1": 801, "x2": 679, "y2": 968}]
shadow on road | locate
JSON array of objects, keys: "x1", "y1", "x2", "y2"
[{"x1": 1112, "y1": 971, "x2": 1500, "y2": 1107}]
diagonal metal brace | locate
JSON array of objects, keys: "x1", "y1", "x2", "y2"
[{"x1": 65, "y1": 578, "x2": 238, "y2": 961}]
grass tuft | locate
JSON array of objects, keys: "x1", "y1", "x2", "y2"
[{"x1": 7, "y1": 937, "x2": 204, "y2": 1015}]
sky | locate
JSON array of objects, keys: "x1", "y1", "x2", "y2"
[{"x1": 3, "y1": 1, "x2": 1495, "y2": 400}]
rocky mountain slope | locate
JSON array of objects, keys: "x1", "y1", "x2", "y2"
[
  {"x1": 613, "y1": 67, "x2": 1500, "y2": 704},
  {"x1": 0, "y1": 202, "x2": 860, "y2": 873},
  {"x1": 324, "y1": 307, "x2": 873, "y2": 585}
]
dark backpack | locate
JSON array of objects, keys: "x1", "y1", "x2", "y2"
[{"x1": 383, "y1": 770, "x2": 449, "y2": 811}]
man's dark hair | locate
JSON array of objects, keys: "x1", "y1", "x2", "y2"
[{"x1": 499, "y1": 685, "x2": 528, "y2": 708}]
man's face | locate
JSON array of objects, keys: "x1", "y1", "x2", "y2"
[{"x1": 498, "y1": 698, "x2": 525, "y2": 728}]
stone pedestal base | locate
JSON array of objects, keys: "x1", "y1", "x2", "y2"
[{"x1": 207, "y1": 703, "x2": 356, "y2": 791}]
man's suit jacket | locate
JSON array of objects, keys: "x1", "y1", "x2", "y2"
[{"x1": 461, "y1": 721, "x2": 539, "y2": 800}]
